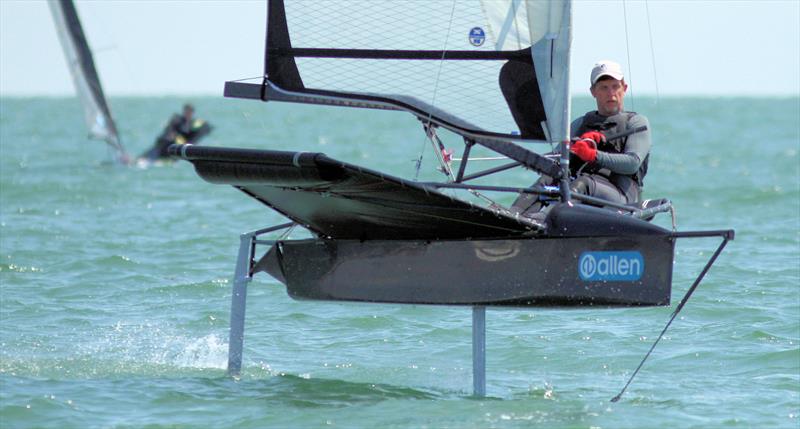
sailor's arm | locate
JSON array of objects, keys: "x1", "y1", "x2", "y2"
[{"x1": 595, "y1": 115, "x2": 651, "y2": 175}]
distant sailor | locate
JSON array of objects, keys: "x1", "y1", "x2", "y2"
[
  {"x1": 139, "y1": 103, "x2": 212, "y2": 161},
  {"x1": 513, "y1": 60, "x2": 651, "y2": 216}
]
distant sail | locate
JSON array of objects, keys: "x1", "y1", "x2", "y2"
[
  {"x1": 244, "y1": 0, "x2": 571, "y2": 143},
  {"x1": 48, "y1": 0, "x2": 127, "y2": 159}
]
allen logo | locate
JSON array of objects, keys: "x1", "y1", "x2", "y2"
[{"x1": 579, "y1": 251, "x2": 644, "y2": 281}]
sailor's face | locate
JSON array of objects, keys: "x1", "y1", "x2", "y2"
[{"x1": 591, "y1": 78, "x2": 627, "y2": 116}]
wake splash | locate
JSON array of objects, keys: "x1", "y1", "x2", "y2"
[
  {"x1": 1, "y1": 322, "x2": 231, "y2": 379},
  {"x1": 167, "y1": 334, "x2": 229, "y2": 370},
  {"x1": 102, "y1": 321, "x2": 229, "y2": 373}
]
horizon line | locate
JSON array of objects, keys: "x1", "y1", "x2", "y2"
[{"x1": 2, "y1": 91, "x2": 798, "y2": 99}]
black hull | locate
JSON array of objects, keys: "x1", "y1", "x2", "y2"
[
  {"x1": 172, "y1": 143, "x2": 686, "y2": 308},
  {"x1": 258, "y1": 233, "x2": 675, "y2": 307}
]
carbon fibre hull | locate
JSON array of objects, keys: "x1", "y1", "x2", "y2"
[{"x1": 256, "y1": 202, "x2": 676, "y2": 307}]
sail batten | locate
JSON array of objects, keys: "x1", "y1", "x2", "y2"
[
  {"x1": 48, "y1": 0, "x2": 126, "y2": 157},
  {"x1": 269, "y1": 47, "x2": 530, "y2": 61},
  {"x1": 248, "y1": 0, "x2": 572, "y2": 143}
]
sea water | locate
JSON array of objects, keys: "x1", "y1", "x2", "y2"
[{"x1": 1, "y1": 95, "x2": 798, "y2": 428}]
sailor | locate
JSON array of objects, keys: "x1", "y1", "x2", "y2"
[
  {"x1": 568, "y1": 60, "x2": 651, "y2": 205},
  {"x1": 139, "y1": 103, "x2": 213, "y2": 161},
  {"x1": 511, "y1": 60, "x2": 651, "y2": 217}
]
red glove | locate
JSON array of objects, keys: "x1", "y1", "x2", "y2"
[
  {"x1": 579, "y1": 130, "x2": 606, "y2": 144},
  {"x1": 571, "y1": 139, "x2": 597, "y2": 162}
]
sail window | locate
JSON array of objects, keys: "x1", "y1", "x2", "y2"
[{"x1": 262, "y1": 0, "x2": 552, "y2": 141}]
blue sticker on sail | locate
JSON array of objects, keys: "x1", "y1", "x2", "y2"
[
  {"x1": 469, "y1": 27, "x2": 485, "y2": 47},
  {"x1": 579, "y1": 251, "x2": 644, "y2": 282}
]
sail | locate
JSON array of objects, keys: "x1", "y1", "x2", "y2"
[
  {"x1": 48, "y1": 0, "x2": 125, "y2": 156},
  {"x1": 481, "y1": 0, "x2": 572, "y2": 143},
  {"x1": 228, "y1": 0, "x2": 571, "y2": 143}
]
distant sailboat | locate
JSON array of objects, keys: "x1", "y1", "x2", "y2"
[{"x1": 48, "y1": 0, "x2": 128, "y2": 163}]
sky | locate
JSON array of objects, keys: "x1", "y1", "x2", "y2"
[{"x1": 0, "y1": 0, "x2": 798, "y2": 97}]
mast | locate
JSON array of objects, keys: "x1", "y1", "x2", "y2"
[
  {"x1": 526, "y1": 0, "x2": 572, "y2": 201},
  {"x1": 482, "y1": 0, "x2": 573, "y2": 200},
  {"x1": 48, "y1": 0, "x2": 128, "y2": 162}
]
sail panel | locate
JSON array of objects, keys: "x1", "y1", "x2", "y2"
[
  {"x1": 294, "y1": 57, "x2": 511, "y2": 132},
  {"x1": 48, "y1": 0, "x2": 123, "y2": 152},
  {"x1": 529, "y1": 0, "x2": 572, "y2": 143},
  {"x1": 480, "y1": 0, "x2": 531, "y2": 51},
  {"x1": 261, "y1": 0, "x2": 574, "y2": 142}
]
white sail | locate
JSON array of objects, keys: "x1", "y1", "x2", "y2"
[
  {"x1": 480, "y1": 0, "x2": 572, "y2": 143},
  {"x1": 226, "y1": 0, "x2": 573, "y2": 146},
  {"x1": 529, "y1": 0, "x2": 571, "y2": 144},
  {"x1": 48, "y1": 0, "x2": 126, "y2": 158},
  {"x1": 480, "y1": 0, "x2": 531, "y2": 50}
]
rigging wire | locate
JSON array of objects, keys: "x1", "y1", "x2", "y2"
[
  {"x1": 412, "y1": 1, "x2": 510, "y2": 210},
  {"x1": 414, "y1": 0, "x2": 458, "y2": 181},
  {"x1": 231, "y1": 76, "x2": 277, "y2": 138},
  {"x1": 611, "y1": 234, "x2": 732, "y2": 402},
  {"x1": 230, "y1": 75, "x2": 269, "y2": 83},
  {"x1": 425, "y1": 126, "x2": 505, "y2": 209},
  {"x1": 644, "y1": 0, "x2": 661, "y2": 101},
  {"x1": 622, "y1": 0, "x2": 635, "y2": 111}
]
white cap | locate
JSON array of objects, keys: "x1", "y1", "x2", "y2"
[{"x1": 590, "y1": 60, "x2": 624, "y2": 85}]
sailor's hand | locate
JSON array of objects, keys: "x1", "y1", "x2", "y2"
[
  {"x1": 570, "y1": 139, "x2": 597, "y2": 162},
  {"x1": 579, "y1": 130, "x2": 606, "y2": 144}
]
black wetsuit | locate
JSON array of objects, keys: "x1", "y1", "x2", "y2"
[
  {"x1": 140, "y1": 114, "x2": 212, "y2": 160},
  {"x1": 511, "y1": 110, "x2": 651, "y2": 216},
  {"x1": 569, "y1": 110, "x2": 651, "y2": 204}
]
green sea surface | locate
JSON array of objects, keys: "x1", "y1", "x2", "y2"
[{"x1": 1, "y1": 95, "x2": 798, "y2": 428}]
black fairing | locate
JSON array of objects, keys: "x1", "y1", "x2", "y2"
[{"x1": 544, "y1": 203, "x2": 670, "y2": 237}]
